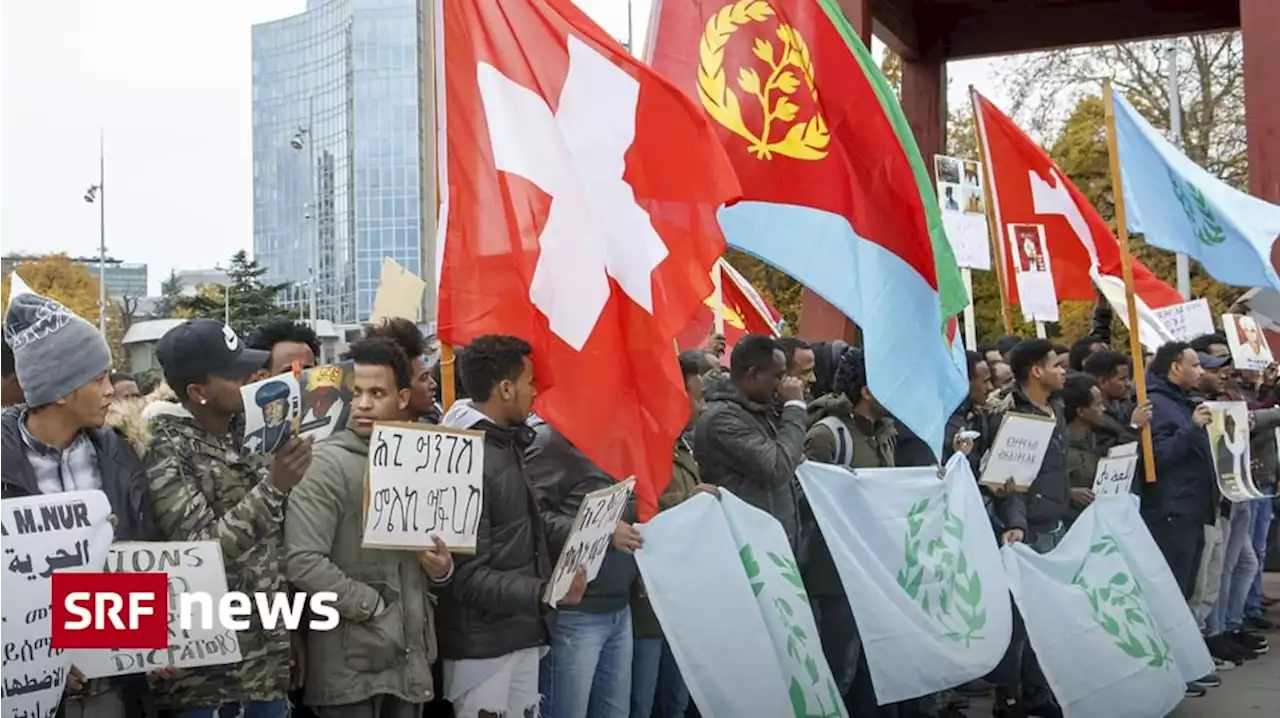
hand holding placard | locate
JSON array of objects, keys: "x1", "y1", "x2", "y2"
[
  {"x1": 978, "y1": 413, "x2": 1057, "y2": 490},
  {"x1": 544, "y1": 478, "x2": 636, "y2": 607}
]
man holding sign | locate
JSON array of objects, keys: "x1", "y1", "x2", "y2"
[
  {"x1": 440, "y1": 336, "x2": 586, "y2": 718},
  {"x1": 284, "y1": 337, "x2": 454, "y2": 716}
]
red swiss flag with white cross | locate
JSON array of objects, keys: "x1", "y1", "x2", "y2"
[{"x1": 435, "y1": 0, "x2": 741, "y2": 520}]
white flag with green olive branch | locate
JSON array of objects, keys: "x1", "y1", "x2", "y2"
[
  {"x1": 796, "y1": 454, "x2": 1013, "y2": 704},
  {"x1": 635, "y1": 491, "x2": 845, "y2": 718},
  {"x1": 1002, "y1": 496, "x2": 1213, "y2": 718}
]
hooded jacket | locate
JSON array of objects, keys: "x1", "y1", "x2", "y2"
[
  {"x1": 436, "y1": 400, "x2": 558, "y2": 660},
  {"x1": 0, "y1": 405, "x2": 159, "y2": 718},
  {"x1": 284, "y1": 428, "x2": 440, "y2": 706},
  {"x1": 693, "y1": 380, "x2": 806, "y2": 551},
  {"x1": 1141, "y1": 374, "x2": 1216, "y2": 525},
  {"x1": 524, "y1": 417, "x2": 638, "y2": 614}
]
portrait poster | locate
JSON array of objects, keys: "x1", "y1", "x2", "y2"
[
  {"x1": 1204, "y1": 401, "x2": 1264, "y2": 502},
  {"x1": 934, "y1": 154, "x2": 991, "y2": 271},
  {"x1": 240, "y1": 373, "x2": 301, "y2": 454},
  {"x1": 1006, "y1": 223, "x2": 1058, "y2": 323},
  {"x1": 297, "y1": 361, "x2": 355, "y2": 442},
  {"x1": 1222, "y1": 313, "x2": 1275, "y2": 371}
]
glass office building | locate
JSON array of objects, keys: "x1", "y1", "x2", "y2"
[{"x1": 252, "y1": 0, "x2": 422, "y2": 324}]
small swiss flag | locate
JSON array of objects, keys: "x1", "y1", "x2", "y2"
[{"x1": 435, "y1": 0, "x2": 741, "y2": 519}]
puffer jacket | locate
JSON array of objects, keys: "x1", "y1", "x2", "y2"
[
  {"x1": 284, "y1": 428, "x2": 441, "y2": 706},
  {"x1": 525, "y1": 417, "x2": 638, "y2": 614},
  {"x1": 693, "y1": 381, "x2": 806, "y2": 551},
  {"x1": 436, "y1": 400, "x2": 558, "y2": 660}
]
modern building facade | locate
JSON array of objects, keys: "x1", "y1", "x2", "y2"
[{"x1": 252, "y1": 0, "x2": 423, "y2": 324}]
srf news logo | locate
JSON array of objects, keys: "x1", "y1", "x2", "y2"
[{"x1": 52, "y1": 573, "x2": 340, "y2": 649}]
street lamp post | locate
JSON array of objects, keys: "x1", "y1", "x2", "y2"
[
  {"x1": 83, "y1": 132, "x2": 107, "y2": 337},
  {"x1": 292, "y1": 98, "x2": 318, "y2": 326},
  {"x1": 214, "y1": 263, "x2": 230, "y2": 326}
]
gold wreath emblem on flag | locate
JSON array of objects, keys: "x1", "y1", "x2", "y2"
[
  {"x1": 705, "y1": 295, "x2": 747, "y2": 330},
  {"x1": 698, "y1": 0, "x2": 830, "y2": 161}
]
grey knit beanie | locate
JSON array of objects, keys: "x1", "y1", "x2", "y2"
[{"x1": 3, "y1": 292, "x2": 112, "y2": 407}]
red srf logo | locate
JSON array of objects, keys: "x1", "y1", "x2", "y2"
[{"x1": 52, "y1": 572, "x2": 168, "y2": 649}]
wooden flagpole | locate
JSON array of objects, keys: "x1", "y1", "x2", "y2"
[
  {"x1": 421, "y1": 0, "x2": 454, "y2": 412},
  {"x1": 969, "y1": 86, "x2": 1014, "y2": 335},
  {"x1": 1102, "y1": 79, "x2": 1156, "y2": 484}
]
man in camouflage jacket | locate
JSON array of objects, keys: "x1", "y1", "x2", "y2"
[{"x1": 145, "y1": 319, "x2": 313, "y2": 718}]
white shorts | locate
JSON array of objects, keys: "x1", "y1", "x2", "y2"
[{"x1": 444, "y1": 646, "x2": 545, "y2": 718}]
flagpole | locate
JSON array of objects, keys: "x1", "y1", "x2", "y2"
[
  {"x1": 961, "y1": 268, "x2": 977, "y2": 350},
  {"x1": 970, "y1": 86, "x2": 1014, "y2": 334},
  {"x1": 712, "y1": 258, "x2": 726, "y2": 336},
  {"x1": 1103, "y1": 78, "x2": 1157, "y2": 485},
  {"x1": 421, "y1": 0, "x2": 454, "y2": 412},
  {"x1": 1166, "y1": 42, "x2": 1191, "y2": 301}
]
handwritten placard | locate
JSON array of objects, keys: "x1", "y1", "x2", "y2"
[
  {"x1": 543, "y1": 478, "x2": 636, "y2": 608},
  {"x1": 72, "y1": 542, "x2": 242, "y2": 678},
  {"x1": 979, "y1": 413, "x2": 1058, "y2": 490},
  {"x1": 2, "y1": 491, "x2": 114, "y2": 718},
  {"x1": 363, "y1": 422, "x2": 485, "y2": 552},
  {"x1": 1091, "y1": 456, "x2": 1139, "y2": 499},
  {"x1": 1152, "y1": 298, "x2": 1215, "y2": 343}
]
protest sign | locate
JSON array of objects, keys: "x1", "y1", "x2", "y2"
[
  {"x1": 363, "y1": 422, "x2": 485, "y2": 552},
  {"x1": 1204, "y1": 401, "x2": 1264, "y2": 502},
  {"x1": 1091, "y1": 455, "x2": 1138, "y2": 499},
  {"x1": 935, "y1": 155, "x2": 990, "y2": 271},
  {"x1": 1222, "y1": 313, "x2": 1275, "y2": 371},
  {"x1": 544, "y1": 478, "x2": 635, "y2": 608},
  {"x1": 1007, "y1": 224, "x2": 1058, "y2": 323},
  {"x1": 370, "y1": 258, "x2": 427, "y2": 322},
  {"x1": 1, "y1": 491, "x2": 114, "y2": 718},
  {"x1": 1003, "y1": 498, "x2": 1212, "y2": 717},
  {"x1": 798, "y1": 456, "x2": 1011, "y2": 704},
  {"x1": 297, "y1": 362, "x2": 355, "y2": 443},
  {"x1": 979, "y1": 413, "x2": 1058, "y2": 490},
  {"x1": 1152, "y1": 298, "x2": 1214, "y2": 343},
  {"x1": 241, "y1": 373, "x2": 301, "y2": 454},
  {"x1": 72, "y1": 542, "x2": 242, "y2": 678}
]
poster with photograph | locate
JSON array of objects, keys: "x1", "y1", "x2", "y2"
[
  {"x1": 1006, "y1": 223, "x2": 1058, "y2": 323},
  {"x1": 1222, "y1": 313, "x2": 1275, "y2": 371},
  {"x1": 934, "y1": 155, "x2": 991, "y2": 270},
  {"x1": 1204, "y1": 401, "x2": 1265, "y2": 502},
  {"x1": 240, "y1": 373, "x2": 301, "y2": 454},
  {"x1": 298, "y1": 362, "x2": 355, "y2": 442}
]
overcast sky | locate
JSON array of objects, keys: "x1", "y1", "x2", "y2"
[{"x1": 1, "y1": 0, "x2": 995, "y2": 295}]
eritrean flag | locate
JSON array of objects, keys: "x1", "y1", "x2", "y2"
[{"x1": 650, "y1": 0, "x2": 967, "y2": 457}]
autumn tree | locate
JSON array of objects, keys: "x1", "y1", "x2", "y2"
[
  {"x1": 0, "y1": 254, "x2": 103, "y2": 326},
  {"x1": 172, "y1": 250, "x2": 294, "y2": 336},
  {"x1": 153, "y1": 270, "x2": 184, "y2": 318}
]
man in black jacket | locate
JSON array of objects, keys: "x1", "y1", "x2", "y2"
[
  {"x1": 525, "y1": 421, "x2": 643, "y2": 718},
  {"x1": 992, "y1": 339, "x2": 1068, "y2": 718},
  {"x1": 1082, "y1": 350, "x2": 1151, "y2": 452},
  {"x1": 1, "y1": 290, "x2": 158, "y2": 718},
  {"x1": 438, "y1": 335, "x2": 586, "y2": 718}
]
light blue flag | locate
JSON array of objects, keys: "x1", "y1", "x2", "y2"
[{"x1": 1113, "y1": 89, "x2": 1280, "y2": 291}]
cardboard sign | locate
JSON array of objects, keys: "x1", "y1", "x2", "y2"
[
  {"x1": 73, "y1": 542, "x2": 242, "y2": 678},
  {"x1": 1091, "y1": 456, "x2": 1139, "y2": 499},
  {"x1": 1, "y1": 491, "x2": 115, "y2": 718},
  {"x1": 370, "y1": 258, "x2": 427, "y2": 322},
  {"x1": 363, "y1": 422, "x2": 485, "y2": 552},
  {"x1": 979, "y1": 413, "x2": 1058, "y2": 490},
  {"x1": 544, "y1": 478, "x2": 636, "y2": 608},
  {"x1": 1152, "y1": 299, "x2": 1215, "y2": 344}
]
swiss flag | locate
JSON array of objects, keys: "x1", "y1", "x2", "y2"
[
  {"x1": 973, "y1": 91, "x2": 1181, "y2": 309},
  {"x1": 436, "y1": 0, "x2": 740, "y2": 519}
]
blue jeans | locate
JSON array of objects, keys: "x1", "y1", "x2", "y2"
[
  {"x1": 174, "y1": 701, "x2": 289, "y2": 718},
  {"x1": 630, "y1": 637, "x2": 689, "y2": 718},
  {"x1": 1246, "y1": 497, "x2": 1274, "y2": 618},
  {"x1": 1208, "y1": 502, "x2": 1257, "y2": 635},
  {"x1": 541, "y1": 607, "x2": 632, "y2": 718}
]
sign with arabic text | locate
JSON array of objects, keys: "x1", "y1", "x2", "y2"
[{"x1": 1, "y1": 491, "x2": 115, "y2": 718}]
